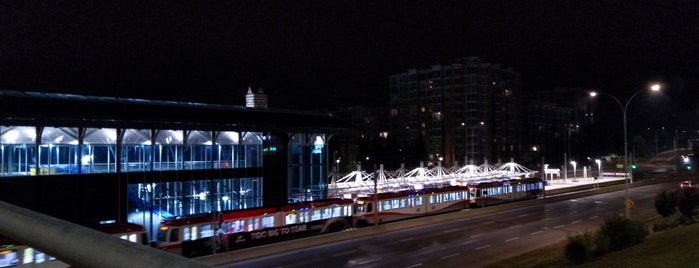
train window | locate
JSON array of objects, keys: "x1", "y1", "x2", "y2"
[
  {"x1": 321, "y1": 208, "x2": 332, "y2": 219},
  {"x1": 23, "y1": 248, "x2": 33, "y2": 264},
  {"x1": 192, "y1": 226, "x2": 199, "y2": 240},
  {"x1": 248, "y1": 218, "x2": 261, "y2": 231},
  {"x1": 392, "y1": 199, "x2": 400, "y2": 209},
  {"x1": 122, "y1": 233, "x2": 138, "y2": 243},
  {"x1": 183, "y1": 227, "x2": 191, "y2": 241},
  {"x1": 387, "y1": 201, "x2": 394, "y2": 210},
  {"x1": 400, "y1": 198, "x2": 407, "y2": 208},
  {"x1": 200, "y1": 224, "x2": 213, "y2": 238},
  {"x1": 170, "y1": 228, "x2": 179, "y2": 242},
  {"x1": 366, "y1": 202, "x2": 373, "y2": 213},
  {"x1": 229, "y1": 220, "x2": 244, "y2": 233},
  {"x1": 345, "y1": 205, "x2": 352, "y2": 216},
  {"x1": 262, "y1": 216, "x2": 274, "y2": 228},
  {"x1": 415, "y1": 196, "x2": 423, "y2": 206},
  {"x1": 332, "y1": 206, "x2": 342, "y2": 217},
  {"x1": 311, "y1": 210, "x2": 322, "y2": 221},
  {"x1": 35, "y1": 250, "x2": 45, "y2": 264},
  {"x1": 286, "y1": 212, "x2": 297, "y2": 225},
  {"x1": 429, "y1": 195, "x2": 435, "y2": 204}
]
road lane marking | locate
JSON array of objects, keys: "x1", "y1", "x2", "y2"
[
  {"x1": 460, "y1": 239, "x2": 478, "y2": 245},
  {"x1": 470, "y1": 234, "x2": 484, "y2": 238},
  {"x1": 516, "y1": 213, "x2": 528, "y2": 217},
  {"x1": 443, "y1": 228, "x2": 460, "y2": 233},
  {"x1": 400, "y1": 237, "x2": 415, "y2": 242},
  {"x1": 357, "y1": 257, "x2": 382, "y2": 265},
  {"x1": 406, "y1": 263, "x2": 423, "y2": 268},
  {"x1": 440, "y1": 253, "x2": 460, "y2": 260},
  {"x1": 572, "y1": 220, "x2": 582, "y2": 224},
  {"x1": 554, "y1": 225, "x2": 564, "y2": 229},
  {"x1": 505, "y1": 237, "x2": 519, "y2": 242},
  {"x1": 589, "y1": 215, "x2": 599, "y2": 219},
  {"x1": 332, "y1": 249, "x2": 358, "y2": 257},
  {"x1": 476, "y1": 245, "x2": 491, "y2": 250},
  {"x1": 530, "y1": 230, "x2": 543, "y2": 235}
]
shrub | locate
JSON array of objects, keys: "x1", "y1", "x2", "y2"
[
  {"x1": 654, "y1": 189, "x2": 677, "y2": 217},
  {"x1": 594, "y1": 215, "x2": 648, "y2": 254},
  {"x1": 565, "y1": 231, "x2": 594, "y2": 264},
  {"x1": 677, "y1": 187, "x2": 699, "y2": 222},
  {"x1": 653, "y1": 213, "x2": 679, "y2": 232}
]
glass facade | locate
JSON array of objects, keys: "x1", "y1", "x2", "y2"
[
  {"x1": 1, "y1": 126, "x2": 263, "y2": 176},
  {"x1": 288, "y1": 133, "x2": 327, "y2": 202},
  {"x1": 1, "y1": 123, "x2": 333, "y2": 238}
]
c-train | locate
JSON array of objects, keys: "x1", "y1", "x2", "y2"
[{"x1": 156, "y1": 177, "x2": 544, "y2": 258}]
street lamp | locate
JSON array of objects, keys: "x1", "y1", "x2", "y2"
[
  {"x1": 570, "y1": 160, "x2": 577, "y2": 181},
  {"x1": 589, "y1": 83, "x2": 662, "y2": 218}
]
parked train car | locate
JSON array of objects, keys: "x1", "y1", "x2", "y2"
[
  {"x1": 156, "y1": 198, "x2": 354, "y2": 258},
  {"x1": 0, "y1": 223, "x2": 147, "y2": 268}
]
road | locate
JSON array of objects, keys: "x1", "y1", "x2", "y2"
[{"x1": 220, "y1": 181, "x2": 674, "y2": 268}]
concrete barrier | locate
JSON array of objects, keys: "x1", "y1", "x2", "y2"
[{"x1": 0, "y1": 201, "x2": 210, "y2": 268}]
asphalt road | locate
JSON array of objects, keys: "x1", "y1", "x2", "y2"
[{"x1": 220, "y1": 181, "x2": 675, "y2": 268}]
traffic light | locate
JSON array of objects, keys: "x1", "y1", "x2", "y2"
[{"x1": 631, "y1": 163, "x2": 637, "y2": 169}]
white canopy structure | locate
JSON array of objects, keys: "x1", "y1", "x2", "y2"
[{"x1": 328, "y1": 161, "x2": 537, "y2": 198}]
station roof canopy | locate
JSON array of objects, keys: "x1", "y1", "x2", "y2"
[{"x1": 0, "y1": 90, "x2": 350, "y2": 133}]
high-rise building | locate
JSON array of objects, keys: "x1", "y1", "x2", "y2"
[
  {"x1": 246, "y1": 87, "x2": 268, "y2": 109},
  {"x1": 388, "y1": 57, "x2": 522, "y2": 166}
]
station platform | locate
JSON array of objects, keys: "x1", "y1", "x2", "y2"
[{"x1": 544, "y1": 176, "x2": 627, "y2": 190}]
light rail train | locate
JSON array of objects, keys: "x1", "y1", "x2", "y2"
[{"x1": 156, "y1": 177, "x2": 544, "y2": 257}]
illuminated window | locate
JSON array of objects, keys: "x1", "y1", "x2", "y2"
[
  {"x1": 285, "y1": 212, "x2": 297, "y2": 225},
  {"x1": 262, "y1": 216, "x2": 274, "y2": 228},
  {"x1": 23, "y1": 248, "x2": 33, "y2": 264},
  {"x1": 200, "y1": 224, "x2": 213, "y2": 238}
]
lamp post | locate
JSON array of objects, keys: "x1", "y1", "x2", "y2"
[
  {"x1": 595, "y1": 159, "x2": 602, "y2": 189},
  {"x1": 570, "y1": 160, "x2": 577, "y2": 181},
  {"x1": 590, "y1": 83, "x2": 661, "y2": 218}
]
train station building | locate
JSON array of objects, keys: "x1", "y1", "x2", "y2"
[{"x1": 0, "y1": 89, "x2": 349, "y2": 236}]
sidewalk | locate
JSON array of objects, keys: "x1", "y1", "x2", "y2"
[{"x1": 544, "y1": 176, "x2": 627, "y2": 191}]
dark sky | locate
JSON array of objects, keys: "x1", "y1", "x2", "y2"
[{"x1": 1, "y1": 1, "x2": 698, "y2": 111}]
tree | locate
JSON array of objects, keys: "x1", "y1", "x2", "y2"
[
  {"x1": 654, "y1": 189, "x2": 677, "y2": 217},
  {"x1": 677, "y1": 187, "x2": 699, "y2": 221}
]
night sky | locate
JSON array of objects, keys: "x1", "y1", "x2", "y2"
[{"x1": 1, "y1": 1, "x2": 698, "y2": 115}]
